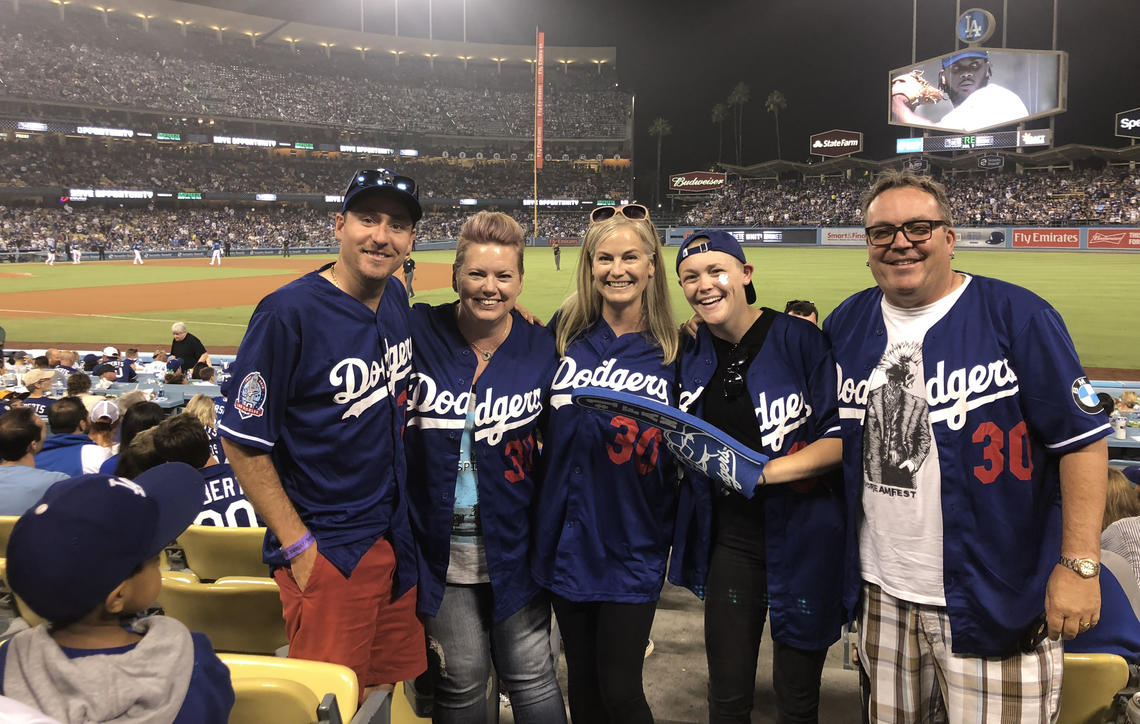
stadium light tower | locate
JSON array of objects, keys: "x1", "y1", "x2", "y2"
[
  {"x1": 209, "y1": 25, "x2": 228, "y2": 44},
  {"x1": 135, "y1": 12, "x2": 154, "y2": 32},
  {"x1": 245, "y1": 31, "x2": 261, "y2": 48},
  {"x1": 318, "y1": 41, "x2": 335, "y2": 57},
  {"x1": 355, "y1": 46, "x2": 370, "y2": 61},
  {"x1": 592, "y1": 59, "x2": 606, "y2": 75},
  {"x1": 92, "y1": 6, "x2": 113, "y2": 27},
  {"x1": 523, "y1": 58, "x2": 535, "y2": 76},
  {"x1": 458, "y1": 54, "x2": 473, "y2": 71},
  {"x1": 49, "y1": 0, "x2": 70, "y2": 22},
  {"x1": 557, "y1": 59, "x2": 573, "y2": 74},
  {"x1": 424, "y1": 52, "x2": 439, "y2": 69},
  {"x1": 390, "y1": 49, "x2": 405, "y2": 66},
  {"x1": 283, "y1": 36, "x2": 299, "y2": 52},
  {"x1": 491, "y1": 56, "x2": 506, "y2": 75},
  {"x1": 173, "y1": 19, "x2": 192, "y2": 37}
]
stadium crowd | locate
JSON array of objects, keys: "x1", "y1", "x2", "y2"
[
  {"x1": 0, "y1": 138, "x2": 631, "y2": 199},
  {"x1": 684, "y1": 168, "x2": 1140, "y2": 227},
  {"x1": 0, "y1": 9, "x2": 630, "y2": 139}
]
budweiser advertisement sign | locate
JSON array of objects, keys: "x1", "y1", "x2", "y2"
[
  {"x1": 1012, "y1": 229, "x2": 1079, "y2": 249},
  {"x1": 1088, "y1": 228, "x2": 1140, "y2": 249},
  {"x1": 809, "y1": 129, "x2": 863, "y2": 158},
  {"x1": 669, "y1": 171, "x2": 727, "y2": 192}
]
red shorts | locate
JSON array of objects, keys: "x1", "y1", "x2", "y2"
[{"x1": 274, "y1": 536, "x2": 426, "y2": 689}]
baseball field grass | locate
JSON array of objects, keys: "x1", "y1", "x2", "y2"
[{"x1": 1, "y1": 246, "x2": 1137, "y2": 370}]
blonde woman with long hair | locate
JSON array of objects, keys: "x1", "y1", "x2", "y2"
[{"x1": 532, "y1": 204, "x2": 678, "y2": 724}]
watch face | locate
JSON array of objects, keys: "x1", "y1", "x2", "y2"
[{"x1": 1078, "y1": 560, "x2": 1097, "y2": 577}]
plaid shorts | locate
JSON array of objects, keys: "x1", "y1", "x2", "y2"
[{"x1": 857, "y1": 582, "x2": 1062, "y2": 723}]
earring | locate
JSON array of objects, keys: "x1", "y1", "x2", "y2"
[
  {"x1": 950, "y1": 252, "x2": 956, "y2": 259},
  {"x1": 865, "y1": 260, "x2": 870, "y2": 267}
]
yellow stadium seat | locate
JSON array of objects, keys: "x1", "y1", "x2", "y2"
[
  {"x1": 176, "y1": 525, "x2": 269, "y2": 581},
  {"x1": 0, "y1": 516, "x2": 19, "y2": 558},
  {"x1": 157, "y1": 576, "x2": 287, "y2": 655},
  {"x1": 220, "y1": 653, "x2": 359, "y2": 724},
  {"x1": 161, "y1": 569, "x2": 200, "y2": 584},
  {"x1": 229, "y1": 677, "x2": 321, "y2": 724},
  {"x1": 1058, "y1": 652, "x2": 1130, "y2": 724}
]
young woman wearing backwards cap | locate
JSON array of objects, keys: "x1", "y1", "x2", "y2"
[
  {"x1": 531, "y1": 204, "x2": 679, "y2": 724},
  {"x1": 670, "y1": 229, "x2": 844, "y2": 724}
]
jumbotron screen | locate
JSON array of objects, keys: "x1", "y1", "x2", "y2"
[{"x1": 888, "y1": 48, "x2": 1067, "y2": 134}]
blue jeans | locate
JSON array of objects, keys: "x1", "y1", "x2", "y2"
[{"x1": 425, "y1": 584, "x2": 566, "y2": 724}]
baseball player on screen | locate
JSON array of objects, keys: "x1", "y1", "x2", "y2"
[
  {"x1": 219, "y1": 168, "x2": 426, "y2": 696},
  {"x1": 825, "y1": 171, "x2": 1110, "y2": 721}
]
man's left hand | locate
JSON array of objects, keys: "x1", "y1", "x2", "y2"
[{"x1": 1044, "y1": 565, "x2": 1101, "y2": 640}]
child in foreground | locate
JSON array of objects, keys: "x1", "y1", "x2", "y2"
[{"x1": 0, "y1": 463, "x2": 235, "y2": 723}]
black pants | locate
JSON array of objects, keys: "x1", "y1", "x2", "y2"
[
  {"x1": 551, "y1": 595, "x2": 656, "y2": 724},
  {"x1": 705, "y1": 541, "x2": 828, "y2": 724}
]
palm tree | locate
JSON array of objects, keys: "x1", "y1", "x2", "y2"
[
  {"x1": 765, "y1": 89, "x2": 788, "y2": 160},
  {"x1": 711, "y1": 103, "x2": 727, "y2": 164},
  {"x1": 648, "y1": 117, "x2": 672, "y2": 207},
  {"x1": 727, "y1": 82, "x2": 750, "y2": 165}
]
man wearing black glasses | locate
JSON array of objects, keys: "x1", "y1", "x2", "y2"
[
  {"x1": 825, "y1": 171, "x2": 1110, "y2": 721},
  {"x1": 220, "y1": 168, "x2": 427, "y2": 696},
  {"x1": 672, "y1": 229, "x2": 844, "y2": 723}
]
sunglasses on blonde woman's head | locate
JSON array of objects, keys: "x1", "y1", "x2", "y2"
[{"x1": 590, "y1": 203, "x2": 651, "y2": 224}]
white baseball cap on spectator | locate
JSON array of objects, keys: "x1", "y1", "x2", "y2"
[
  {"x1": 89, "y1": 399, "x2": 121, "y2": 424},
  {"x1": 103, "y1": 346, "x2": 119, "y2": 358}
]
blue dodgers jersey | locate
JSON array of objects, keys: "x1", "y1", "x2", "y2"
[
  {"x1": 670, "y1": 314, "x2": 846, "y2": 650},
  {"x1": 404, "y1": 303, "x2": 558, "y2": 622},
  {"x1": 195, "y1": 462, "x2": 259, "y2": 528},
  {"x1": 219, "y1": 266, "x2": 415, "y2": 582},
  {"x1": 531, "y1": 317, "x2": 678, "y2": 603},
  {"x1": 824, "y1": 274, "x2": 1112, "y2": 657}
]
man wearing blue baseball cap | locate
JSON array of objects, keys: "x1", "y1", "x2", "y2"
[
  {"x1": 0, "y1": 463, "x2": 234, "y2": 722},
  {"x1": 219, "y1": 168, "x2": 426, "y2": 693},
  {"x1": 891, "y1": 48, "x2": 1029, "y2": 132},
  {"x1": 671, "y1": 229, "x2": 845, "y2": 723}
]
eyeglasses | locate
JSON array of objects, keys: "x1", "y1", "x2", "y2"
[
  {"x1": 722, "y1": 352, "x2": 748, "y2": 400},
  {"x1": 590, "y1": 203, "x2": 650, "y2": 224},
  {"x1": 864, "y1": 220, "x2": 948, "y2": 247},
  {"x1": 343, "y1": 169, "x2": 418, "y2": 199}
]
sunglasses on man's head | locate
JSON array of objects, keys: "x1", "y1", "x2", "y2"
[
  {"x1": 590, "y1": 203, "x2": 650, "y2": 224},
  {"x1": 344, "y1": 169, "x2": 419, "y2": 199}
]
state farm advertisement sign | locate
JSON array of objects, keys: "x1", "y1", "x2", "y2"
[
  {"x1": 1012, "y1": 229, "x2": 1079, "y2": 248},
  {"x1": 809, "y1": 129, "x2": 863, "y2": 158},
  {"x1": 669, "y1": 171, "x2": 727, "y2": 192},
  {"x1": 821, "y1": 227, "x2": 866, "y2": 246},
  {"x1": 1088, "y1": 228, "x2": 1140, "y2": 249}
]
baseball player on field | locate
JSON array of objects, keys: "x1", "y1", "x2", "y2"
[
  {"x1": 209, "y1": 240, "x2": 222, "y2": 266},
  {"x1": 132, "y1": 240, "x2": 144, "y2": 265},
  {"x1": 824, "y1": 171, "x2": 1111, "y2": 721},
  {"x1": 45, "y1": 238, "x2": 56, "y2": 266},
  {"x1": 219, "y1": 168, "x2": 425, "y2": 695}
]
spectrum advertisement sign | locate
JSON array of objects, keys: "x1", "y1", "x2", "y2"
[{"x1": 1012, "y1": 228, "x2": 1079, "y2": 248}]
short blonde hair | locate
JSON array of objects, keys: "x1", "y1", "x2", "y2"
[
  {"x1": 1104, "y1": 467, "x2": 1140, "y2": 531},
  {"x1": 184, "y1": 393, "x2": 217, "y2": 429},
  {"x1": 454, "y1": 211, "x2": 526, "y2": 277}
]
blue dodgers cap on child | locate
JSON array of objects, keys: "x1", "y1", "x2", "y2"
[
  {"x1": 6, "y1": 463, "x2": 204, "y2": 624},
  {"x1": 675, "y1": 229, "x2": 757, "y2": 305}
]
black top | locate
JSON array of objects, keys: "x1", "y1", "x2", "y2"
[
  {"x1": 698, "y1": 309, "x2": 777, "y2": 556},
  {"x1": 171, "y1": 332, "x2": 207, "y2": 373}
]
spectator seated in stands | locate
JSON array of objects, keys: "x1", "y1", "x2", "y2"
[
  {"x1": 190, "y1": 363, "x2": 216, "y2": 385},
  {"x1": 0, "y1": 407, "x2": 68, "y2": 516},
  {"x1": 0, "y1": 463, "x2": 235, "y2": 722},
  {"x1": 1120, "y1": 391, "x2": 1140, "y2": 413},
  {"x1": 81, "y1": 354, "x2": 99, "y2": 373},
  {"x1": 87, "y1": 400, "x2": 121, "y2": 452},
  {"x1": 20, "y1": 369, "x2": 56, "y2": 419},
  {"x1": 33, "y1": 397, "x2": 111, "y2": 476},
  {"x1": 165, "y1": 372, "x2": 187, "y2": 385},
  {"x1": 66, "y1": 371, "x2": 104, "y2": 415},
  {"x1": 56, "y1": 350, "x2": 79, "y2": 375},
  {"x1": 784, "y1": 299, "x2": 819, "y2": 325},
  {"x1": 92, "y1": 364, "x2": 117, "y2": 390},
  {"x1": 184, "y1": 393, "x2": 225, "y2": 464},
  {"x1": 151, "y1": 414, "x2": 256, "y2": 528},
  {"x1": 1067, "y1": 468, "x2": 1140, "y2": 663},
  {"x1": 100, "y1": 401, "x2": 165, "y2": 476}
]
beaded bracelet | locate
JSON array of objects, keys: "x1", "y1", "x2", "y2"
[{"x1": 282, "y1": 531, "x2": 315, "y2": 561}]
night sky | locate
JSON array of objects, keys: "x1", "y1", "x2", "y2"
[{"x1": 188, "y1": 0, "x2": 1140, "y2": 200}]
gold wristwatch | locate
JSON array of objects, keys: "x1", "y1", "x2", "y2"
[{"x1": 1059, "y1": 556, "x2": 1100, "y2": 578}]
